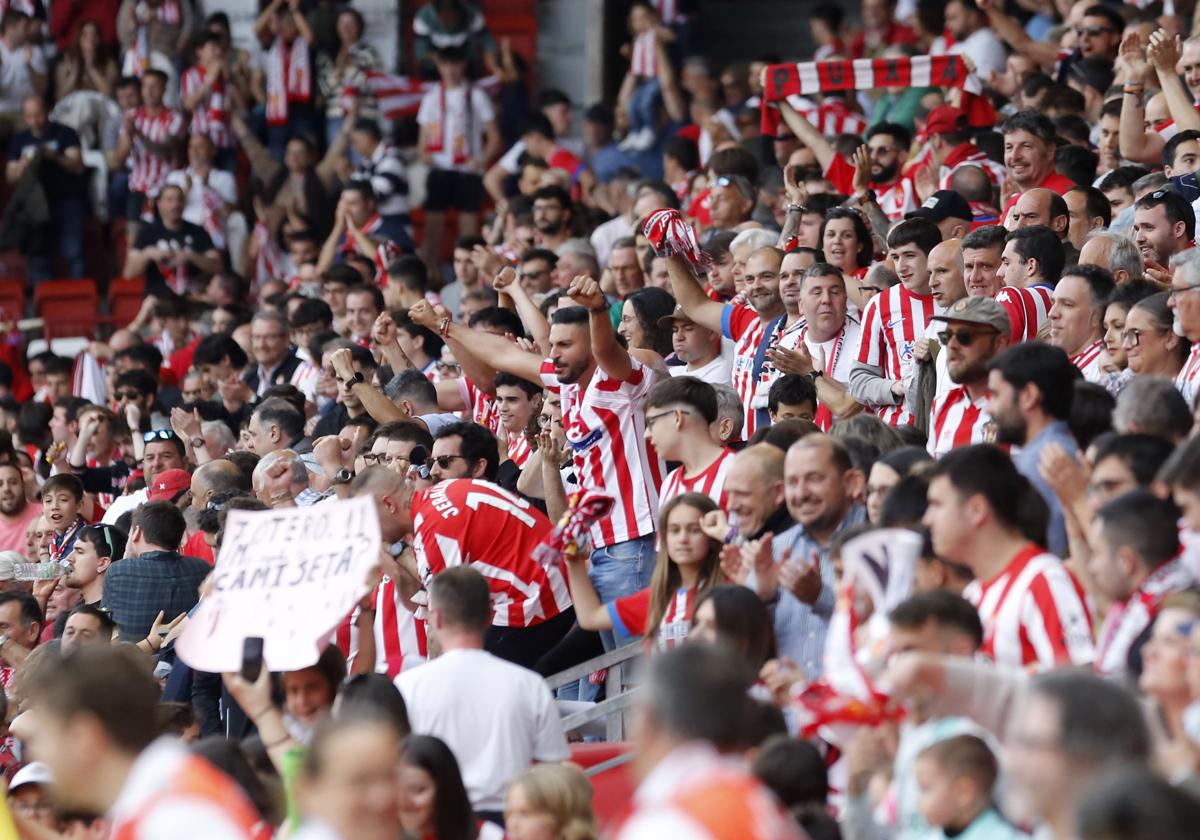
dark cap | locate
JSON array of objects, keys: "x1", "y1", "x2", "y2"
[{"x1": 906, "y1": 190, "x2": 973, "y2": 223}]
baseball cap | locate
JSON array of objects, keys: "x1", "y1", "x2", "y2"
[
  {"x1": 147, "y1": 468, "x2": 192, "y2": 503},
  {"x1": 906, "y1": 190, "x2": 973, "y2": 223},
  {"x1": 658, "y1": 304, "x2": 696, "y2": 328},
  {"x1": 932, "y1": 296, "x2": 1011, "y2": 335},
  {"x1": 924, "y1": 105, "x2": 967, "y2": 137},
  {"x1": 10, "y1": 761, "x2": 53, "y2": 792}
]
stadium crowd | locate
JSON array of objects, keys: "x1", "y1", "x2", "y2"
[{"x1": 6, "y1": 0, "x2": 1200, "y2": 838}]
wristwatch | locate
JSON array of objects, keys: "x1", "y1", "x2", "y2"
[
  {"x1": 345, "y1": 371, "x2": 366, "y2": 388},
  {"x1": 190, "y1": 437, "x2": 206, "y2": 450},
  {"x1": 333, "y1": 468, "x2": 355, "y2": 485}
]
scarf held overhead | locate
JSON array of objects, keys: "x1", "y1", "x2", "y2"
[{"x1": 760, "y1": 55, "x2": 993, "y2": 134}]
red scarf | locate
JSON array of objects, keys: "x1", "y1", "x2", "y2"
[{"x1": 266, "y1": 36, "x2": 311, "y2": 125}]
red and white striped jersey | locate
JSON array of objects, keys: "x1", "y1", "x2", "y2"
[
  {"x1": 539, "y1": 357, "x2": 665, "y2": 547},
  {"x1": 658, "y1": 448, "x2": 734, "y2": 510},
  {"x1": 722, "y1": 302, "x2": 769, "y2": 440},
  {"x1": 127, "y1": 106, "x2": 184, "y2": 195},
  {"x1": 653, "y1": 0, "x2": 686, "y2": 24},
  {"x1": 505, "y1": 429, "x2": 533, "y2": 469},
  {"x1": 411, "y1": 479, "x2": 572, "y2": 627},
  {"x1": 1070, "y1": 340, "x2": 1105, "y2": 384},
  {"x1": 610, "y1": 586, "x2": 696, "y2": 650},
  {"x1": 180, "y1": 66, "x2": 231, "y2": 148},
  {"x1": 1176, "y1": 343, "x2": 1200, "y2": 408},
  {"x1": 994, "y1": 285, "x2": 1052, "y2": 343},
  {"x1": 927, "y1": 387, "x2": 991, "y2": 457},
  {"x1": 856, "y1": 284, "x2": 940, "y2": 426},
  {"x1": 630, "y1": 29, "x2": 658, "y2": 76},
  {"x1": 336, "y1": 576, "x2": 429, "y2": 678},
  {"x1": 1095, "y1": 557, "x2": 1194, "y2": 677},
  {"x1": 964, "y1": 544, "x2": 1095, "y2": 670},
  {"x1": 456, "y1": 376, "x2": 501, "y2": 432},
  {"x1": 938, "y1": 143, "x2": 1006, "y2": 189}
]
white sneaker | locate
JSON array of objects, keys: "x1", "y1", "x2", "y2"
[{"x1": 618, "y1": 127, "x2": 655, "y2": 151}]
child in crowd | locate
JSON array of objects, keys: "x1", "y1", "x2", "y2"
[
  {"x1": 915, "y1": 734, "x2": 1027, "y2": 840},
  {"x1": 41, "y1": 475, "x2": 87, "y2": 565},
  {"x1": 563, "y1": 492, "x2": 725, "y2": 649}
]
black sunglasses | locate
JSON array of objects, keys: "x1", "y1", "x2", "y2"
[
  {"x1": 937, "y1": 328, "x2": 992, "y2": 347},
  {"x1": 425, "y1": 454, "x2": 469, "y2": 470}
]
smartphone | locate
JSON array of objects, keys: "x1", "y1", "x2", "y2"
[{"x1": 241, "y1": 637, "x2": 264, "y2": 683}]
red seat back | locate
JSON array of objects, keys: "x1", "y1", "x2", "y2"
[
  {"x1": 108, "y1": 276, "x2": 145, "y2": 329},
  {"x1": 34, "y1": 279, "x2": 99, "y2": 340},
  {"x1": 0, "y1": 279, "x2": 24, "y2": 322}
]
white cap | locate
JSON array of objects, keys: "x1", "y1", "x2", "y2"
[{"x1": 10, "y1": 761, "x2": 53, "y2": 791}]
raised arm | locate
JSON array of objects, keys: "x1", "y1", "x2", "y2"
[
  {"x1": 329, "y1": 348, "x2": 407, "y2": 424},
  {"x1": 566, "y1": 274, "x2": 635, "y2": 382},
  {"x1": 561, "y1": 526, "x2": 612, "y2": 631},
  {"x1": 1150, "y1": 31, "x2": 1200, "y2": 132},
  {"x1": 655, "y1": 34, "x2": 686, "y2": 123},
  {"x1": 777, "y1": 98, "x2": 835, "y2": 172},
  {"x1": 409, "y1": 299, "x2": 544, "y2": 385},
  {"x1": 975, "y1": 0, "x2": 1062, "y2": 70},
  {"x1": 1117, "y1": 33, "x2": 1165, "y2": 164},
  {"x1": 493, "y1": 266, "x2": 550, "y2": 353},
  {"x1": 666, "y1": 254, "x2": 725, "y2": 333}
]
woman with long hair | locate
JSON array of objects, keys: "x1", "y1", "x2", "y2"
[
  {"x1": 564, "y1": 493, "x2": 726, "y2": 649},
  {"x1": 505, "y1": 764, "x2": 598, "y2": 840},
  {"x1": 55, "y1": 21, "x2": 119, "y2": 100},
  {"x1": 618, "y1": 286, "x2": 676, "y2": 357},
  {"x1": 819, "y1": 207, "x2": 873, "y2": 306},
  {"x1": 398, "y1": 735, "x2": 503, "y2": 840}
]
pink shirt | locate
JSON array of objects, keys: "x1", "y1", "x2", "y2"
[{"x1": 0, "y1": 504, "x2": 40, "y2": 555}]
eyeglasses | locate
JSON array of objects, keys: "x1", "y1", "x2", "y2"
[
  {"x1": 115, "y1": 390, "x2": 143, "y2": 401},
  {"x1": 1168, "y1": 281, "x2": 1200, "y2": 300},
  {"x1": 142, "y1": 429, "x2": 179, "y2": 443},
  {"x1": 1121, "y1": 327, "x2": 1164, "y2": 347},
  {"x1": 520, "y1": 269, "x2": 548, "y2": 280},
  {"x1": 1075, "y1": 25, "x2": 1114, "y2": 37},
  {"x1": 425, "y1": 454, "x2": 469, "y2": 470},
  {"x1": 937, "y1": 328, "x2": 992, "y2": 347},
  {"x1": 362, "y1": 452, "x2": 383, "y2": 464},
  {"x1": 646, "y1": 409, "x2": 690, "y2": 427}
]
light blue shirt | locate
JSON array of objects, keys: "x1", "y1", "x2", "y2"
[{"x1": 1013, "y1": 420, "x2": 1077, "y2": 556}]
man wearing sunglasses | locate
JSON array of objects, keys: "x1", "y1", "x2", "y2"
[{"x1": 926, "y1": 297, "x2": 1010, "y2": 457}]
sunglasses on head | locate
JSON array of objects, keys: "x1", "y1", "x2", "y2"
[{"x1": 142, "y1": 429, "x2": 179, "y2": 443}]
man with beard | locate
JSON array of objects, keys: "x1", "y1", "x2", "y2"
[
  {"x1": 1049, "y1": 264, "x2": 1114, "y2": 383},
  {"x1": 986, "y1": 342, "x2": 1080, "y2": 556},
  {"x1": 531, "y1": 185, "x2": 573, "y2": 252},
  {"x1": 922, "y1": 108, "x2": 1006, "y2": 191},
  {"x1": 0, "y1": 463, "x2": 37, "y2": 553},
  {"x1": 770, "y1": 262, "x2": 862, "y2": 429},
  {"x1": 740, "y1": 435, "x2": 864, "y2": 678},
  {"x1": 1132, "y1": 188, "x2": 1196, "y2": 283},
  {"x1": 409, "y1": 277, "x2": 666, "y2": 648},
  {"x1": 926, "y1": 297, "x2": 1010, "y2": 456},
  {"x1": 668, "y1": 247, "x2": 785, "y2": 439}
]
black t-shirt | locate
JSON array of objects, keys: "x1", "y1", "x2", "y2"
[
  {"x1": 134, "y1": 219, "x2": 215, "y2": 295},
  {"x1": 7, "y1": 122, "x2": 86, "y2": 201}
]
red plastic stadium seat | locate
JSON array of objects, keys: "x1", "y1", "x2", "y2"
[
  {"x1": 34, "y1": 279, "x2": 99, "y2": 340},
  {"x1": 107, "y1": 276, "x2": 146, "y2": 329},
  {"x1": 0, "y1": 278, "x2": 24, "y2": 321}
]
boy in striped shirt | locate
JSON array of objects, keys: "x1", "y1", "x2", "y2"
[
  {"x1": 849, "y1": 218, "x2": 943, "y2": 427},
  {"x1": 644, "y1": 376, "x2": 733, "y2": 509}
]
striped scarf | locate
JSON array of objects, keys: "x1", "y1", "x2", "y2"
[{"x1": 266, "y1": 36, "x2": 311, "y2": 125}]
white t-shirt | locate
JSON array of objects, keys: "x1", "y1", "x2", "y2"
[
  {"x1": 165, "y1": 167, "x2": 237, "y2": 231},
  {"x1": 0, "y1": 41, "x2": 46, "y2": 113},
  {"x1": 395, "y1": 648, "x2": 570, "y2": 811},
  {"x1": 102, "y1": 487, "x2": 149, "y2": 526},
  {"x1": 416, "y1": 84, "x2": 496, "y2": 172},
  {"x1": 670, "y1": 338, "x2": 735, "y2": 388}
]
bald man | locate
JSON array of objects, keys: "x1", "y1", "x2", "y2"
[
  {"x1": 708, "y1": 444, "x2": 791, "y2": 547},
  {"x1": 189, "y1": 459, "x2": 250, "y2": 510},
  {"x1": 1078, "y1": 231, "x2": 1144, "y2": 284},
  {"x1": 910, "y1": 240, "x2": 968, "y2": 412}
]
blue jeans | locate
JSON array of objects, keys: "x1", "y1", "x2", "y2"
[
  {"x1": 628, "y1": 78, "x2": 661, "y2": 133},
  {"x1": 589, "y1": 533, "x2": 656, "y2": 650},
  {"x1": 29, "y1": 196, "x2": 86, "y2": 281}
]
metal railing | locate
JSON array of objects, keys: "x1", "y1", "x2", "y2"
[{"x1": 547, "y1": 641, "x2": 643, "y2": 744}]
